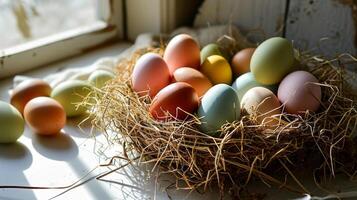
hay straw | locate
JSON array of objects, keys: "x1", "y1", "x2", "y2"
[{"x1": 86, "y1": 43, "x2": 357, "y2": 197}]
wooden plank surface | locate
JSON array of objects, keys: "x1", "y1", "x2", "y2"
[
  {"x1": 193, "y1": 0, "x2": 287, "y2": 41},
  {"x1": 285, "y1": 0, "x2": 356, "y2": 56}
]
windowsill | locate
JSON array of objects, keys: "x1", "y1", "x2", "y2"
[
  {"x1": 0, "y1": 42, "x2": 131, "y2": 101},
  {"x1": 0, "y1": 41, "x2": 224, "y2": 200},
  {"x1": 0, "y1": 42, "x2": 223, "y2": 200},
  {"x1": 0, "y1": 42, "x2": 136, "y2": 199}
]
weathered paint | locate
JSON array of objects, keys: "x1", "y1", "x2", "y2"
[
  {"x1": 193, "y1": 0, "x2": 357, "y2": 56},
  {"x1": 285, "y1": 0, "x2": 356, "y2": 56},
  {"x1": 193, "y1": 0, "x2": 287, "y2": 42}
]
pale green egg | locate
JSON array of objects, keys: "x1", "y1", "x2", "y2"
[
  {"x1": 51, "y1": 80, "x2": 92, "y2": 117},
  {"x1": 88, "y1": 70, "x2": 115, "y2": 89},
  {"x1": 197, "y1": 84, "x2": 240, "y2": 136},
  {"x1": 232, "y1": 72, "x2": 278, "y2": 101},
  {"x1": 250, "y1": 37, "x2": 295, "y2": 85},
  {"x1": 200, "y1": 43, "x2": 223, "y2": 64},
  {"x1": 0, "y1": 101, "x2": 24, "y2": 143}
]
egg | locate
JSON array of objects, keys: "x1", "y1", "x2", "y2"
[
  {"x1": 197, "y1": 84, "x2": 240, "y2": 136},
  {"x1": 200, "y1": 55, "x2": 232, "y2": 85},
  {"x1": 251, "y1": 37, "x2": 295, "y2": 85},
  {"x1": 149, "y1": 82, "x2": 199, "y2": 120},
  {"x1": 51, "y1": 80, "x2": 92, "y2": 117},
  {"x1": 24, "y1": 97, "x2": 66, "y2": 135},
  {"x1": 278, "y1": 71, "x2": 321, "y2": 115},
  {"x1": 132, "y1": 53, "x2": 171, "y2": 98},
  {"x1": 231, "y1": 48, "x2": 255, "y2": 76},
  {"x1": 0, "y1": 101, "x2": 24, "y2": 143},
  {"x1": 232, "y1": 72, "x2": 278, "y2": 101},
  {"x1": 241, "y1": 87, "x2": 282, "y2": 125},
  {"x1": 10, "y1": 79, "x2": 52, "y2": 114},
  {"x1": 88, "y1": 70, "x2": 115, "y2": 89},
  {"x1": 173, "y1": 67, "x2": 212, "y2": 97},
  {"x1": 200, "y1": 43, "x2": 223, "y2": 64},
  {"x1": 163, "y1": 34, "x2": 200, "y2": 74}
]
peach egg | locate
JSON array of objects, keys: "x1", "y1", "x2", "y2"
[
  {"x1": 173, "y1": 67, "x2": 212, "y2": 97},
  {"x1": 10, "y1": 79, "x2": 52, "y2": 114},
  {"x1": 163, "y1": 34, "x2": 200, "y2": 75},
  {"x1": 231, "y1": 48, "x2": 255, "y2": 76},
  {"x1": 24, "y1": 97, "x2": 66, "y2": 135}
]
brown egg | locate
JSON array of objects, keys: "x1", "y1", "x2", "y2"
[
  {"x1": 241, "y1": 87, "x2": 282, "y2": 125},
  {"x1": 231, "y1": 48, "x2": 256, "y2": 76},
  {"x1": 163, "y1": 34, "x2": 200, "y2": 75},
  {"x1": 10, "y1": 79, "x2": 52, "y2": 114},
  {"x1": 149, "y1": 82, "x2": 199, "y2": 120},
  {"x1": 173, "y1": 67, "x2": 212, "y2": 97},
  {"x1": 24, "y1": 97, "x2": 66, "y2": 135}
]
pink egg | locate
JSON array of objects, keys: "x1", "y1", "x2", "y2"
[
  {"x1": 278, "y1": 71, "x2": 321, "y2": 115},
  {"x1": 163, "y1": 34, "x2": 200, "y2": 75},
  {"x1": 131, "y1": 53, "x2": 171, "y2": 98}
]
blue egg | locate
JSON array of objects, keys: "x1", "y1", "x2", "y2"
[
  {"x1": 197, "y1": 84, "x2": 240, "y2": 136},
  {"x1": 231, "y1": 72, "x2": 278, "y2": 101}
]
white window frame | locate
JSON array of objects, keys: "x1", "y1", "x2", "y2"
[{"x1": 0, "y1": 0, "x2": 124, "y2": 79}]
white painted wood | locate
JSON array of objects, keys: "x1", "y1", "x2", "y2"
[
  {"x1": 126, "y1": 0, "x2": 202, "y2": 41},
  {"x1": 285, "y1": 0, "x2": 356, "y2": 56},
  {"x1": 126, "y1": 0, "x2": 162, "y2": 41},
  {"x1": 0, "y1": 22, "x2": 117, "y2": 79},
  {"x1": 193, "y1": 0, "x2": 287, "y2": 41}
]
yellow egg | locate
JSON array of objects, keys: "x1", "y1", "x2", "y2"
[
  {"x1": 51, "y1": 80, "x2": 92, "y2": 117},
  {"x1": 200, "y1": 55, "x2": 232, "y2": 85},
  {"x1": 241, "y1": 87, "x2": 282, "y2": 125}
]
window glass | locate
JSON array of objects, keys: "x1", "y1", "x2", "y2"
[{"x1": 0, "y1": 0, "x2": 98, "y2": 50}]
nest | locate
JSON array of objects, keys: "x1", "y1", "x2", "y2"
[{"x1": 88, "y1": 44, "x2": 357, "y2": 197}]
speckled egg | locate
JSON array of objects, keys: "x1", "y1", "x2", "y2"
[{"x1": 278, "y1": 71, "x2": 321, "y2": 115}]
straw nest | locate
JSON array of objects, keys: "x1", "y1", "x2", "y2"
[{"x1": 87, "y1": 42, "x2": 357, "y2": 197}]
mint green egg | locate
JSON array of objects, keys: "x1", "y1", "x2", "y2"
[
  {"x1": 51, "y1": 80, "x2": 92, "y2": 117},
  {"x1": 232, "y1": 72, "x2": 278, "y2": 101},
  {"x1": 197, "y1": 84, "x2": 240, "y2": 136},
  {"x1": 0, "y1": 101, "x2": 24, "y2": 143},
  {"x1": 251, "y1": 37, "x2": 294, "y2": 85},
  {"x1": 200, "y1": 43, "x2": 223, "y2": 64},
  {"x1": 88, "y1": 70, "x2": 115, "y2": 89}
]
